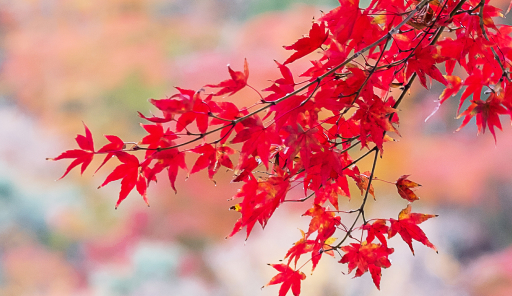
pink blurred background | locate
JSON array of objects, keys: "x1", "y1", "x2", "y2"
[{"x1": 1, "y1": 0, "x2": 512, "y2": 295}]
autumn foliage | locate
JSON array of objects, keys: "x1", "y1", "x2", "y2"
[{"x1": 50, "y1": 0, "x2": 512, "y2": 294}]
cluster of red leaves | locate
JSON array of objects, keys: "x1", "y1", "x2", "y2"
[{"x1": 50, "y1": 0, "x2": 512, "y2": 294}]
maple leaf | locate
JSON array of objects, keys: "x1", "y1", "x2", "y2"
[
  {"x1": 263, "y1": 61, "x2": 296, "y2": 104},
  {"x1": 138, "y1": 87, "x2": 196, "y2": 122},
  {"x1": 205, "y1": 59, "x2": 249, "y2": 96},
  {"x1": 327, "y1": 117, "x2": 359, "y2": 148},
  {"x1": 232, "y1": 157, "x2": 259, "y2": 183},
  {"x1": 176, "y1": 93, "x2": 212, "y2": 134},
  {"x1": 94, "y1": 135, "x2": 126, "y2": 173},
  {"x1": 97, "y1": 135, "x2": 125, "y2": 153},
  {"x1": 434, "y1": 38, "x2": 464, "y2": 75},
  {"x1": 48, "y1": 123, "x2": 95, "y2": 179},
  {"x1": 362, "y1": 219, "x2": 389, "y2": 246},
  {"x1": 144, "y1": 149, "x2": 188, "y2": 193},
  {"x1": 352, "y1": 95, "x2": 400, "y2": 151},
  {"x1": 395, "y1": 175, "x2": 421, "y2": 202},
  {"x1": 340, "y1": 66, "x2": 380, "y2": 102},
  {"x1": 283, "y1": 124, "x2": 322, "y2": 170},
  {"x1": 268, "y1": 95, "x2": 310, "y2": 131},
  {"x1": 320, "y1": 0, "x2": 360, "y2": 46},
  {"x1": 339, "y1": 242, "x2": 394, "y2": 289},
  {"x1": 98, "y1": 151, "x2": 148, "y2": 209},
  {"x1": 439, "y1": 75, "x2": 462, "y2": 104},
  {"x1": 209, "y1": 102, "x2": 244, "y2": 124},
  {"x1": 208, "y1": 101, "x2": 247, "y2": 144},
  {"x1": 313, "y1": 179, "x2": 349, "y2": 210},
  {"x1": 303, "y1": 204, "x2": 341, "y2": 242},
  {"x1": 140, "y1": 123, "x2": 178, "y2": 158},
  {"x1": 389, "y1": 204, "x2": 438, "y2": 255},
  {"x1": 457, "y1": 68, "x2": 486, "y2": 113},
  {"x1": 265, "y1": 264, "x2": 306, "y2": 296},
  {"x1": 314, "y1": 86, "x2": 351, "y2": 114},
  {"x1": 405, "y1": 44, "x2": 448, "y2": 88},
  {"x1": 227, "y1": 178, "x2": 259, "y2": 238},
  {"x1": 231, "y1": 115, "x2": 281, "y2": 170},
  {"x1": 285, "y1": 229, "x2": 315, "y2": 267},
  {"x1": 346, "y1": 11, "x2": 385, "y2": 53},
  {"x1": 309, "y1": 236, "x2": 337, "y2": 271},
  {"x1": 480, "y1": 3, "x2": 503, "y2": 31},
  {"x1": 283, "y1": 22, "x2": 328, "y2": 64},
  {"x1": 456, "y1": 95, "x2": 508, "y2": 143},
  {"x1": 190, "y1": 144, "x2": 235, "y2": 180},
  {"x1": 426, "y1": 75, "x2": 463, "y2": 121},
  {"x1": 303, "y1": 149, "x2": 351, "y2": 193},
  {"x1": 350, "y1": 167, "x2": 375, "y2": 200},
  {"x1": 228, "y1": 169, "x2": 291, "y2": 239}
]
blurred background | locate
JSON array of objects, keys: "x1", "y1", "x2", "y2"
[{"x1": 1, "y1": 0, "x2": 512, "y2": 295}]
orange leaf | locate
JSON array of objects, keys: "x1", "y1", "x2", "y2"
[{"x1": 395, "y1": 175, "x2": 421, "y2": 202}]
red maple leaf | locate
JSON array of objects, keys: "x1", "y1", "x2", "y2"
[
  {"x1": 310, "y1": 237, "x2": 336, "y2": 271},
  {"x1": 283, "y1": 124, "x2": 322, "y2": 170},
  {"x1": 285, "y1": 229, "x2": 315, "y2": 267},
  {"x1": 303, "y1": 204, "x2": 341, "y2": 242},
  {"x1": 362, "y1": 219, "x2": 389, "y2": 246},
  {"x1": 303, "y1": 149, "x2": 351, "y2": 193},
  {"x1": 208, "y1": 101, "x2": 247, "y2": 144},
  {"x1": 97, "y1": 135, "x2": 125, "y2": 153},
  {"x1": 313, "y1": 179, "x2": 349, "y2": 210},
  {"x1": 48, "y1": 123, "x2": 95, "y2": 179},
  {"x1": 98, "y1": 151, "x2": 147, "y2": 209},
  {"x1": 205, "y1": 59, "x2": 249, "y2": 96},
  {"x1": 176, "y1": 93, "x2": 212, "y2": 134},
  {"x1": 283, "y1": 22, "x2": 328, "y2": 64},
  {"x1": 388, "y1": 204, "x2": 438, "y2": 255},
  {"x1": 94, "y1": 135, "x2": 125, "y2": 173},
  {"x1": 209, "y1": 101, "x2": 243, "y2": 121},
  {"x1": 263, "y1": 61, "x2": 295, "y2": 103},
  {"x1": 339, "y1": 242, "x2": 394, "y2": 289},
  {"x1": 352, "y1": 95, "x2": 400, "y2": 151},
  {"x1": 456, "y1": 95, "x2": 508, "y2": 143},
  {"x1": 140, "y1": 123, "x2": 178, "y2": 158},
  {"x1": 405, "y1": 44, "x2": 448, "y2": 88},
  {"x1": 232, "y1": 157, "x2": 259, "y2": 183},
  {"x1": 144, "y1": 149, "x2": 187, "y2": 193},
  {"x1": 439, "y1": 75, "x2": 462, "y2": 104},
  {"x1": 231, "y1": 115, "x2": 281, "y2": 170},
  {"x1": 457, "y1": 68, "x2": 486, "y2": 113},
  {"x1": 395, "y1": 175, "x2": 421, "y2": 202},
  {"x1": 350, "y1": 167, "x2": 376, "y2": 200},
  {"x1": 268, "y1": 95, "x2": 311, "y2": 131},
  {"x1": 190, "y1": 144, "x2": 235, "y2": 180},
  {"x1": 319, "y1": 0, "x2": 360, "y2": 46},
  {"x1": 265, "y1": 264, "x2": 306, "y2": 296},
  {"x1": 138, "y1": 87, "x2": 196, "y2": 122},
  {"x1": 228, "y1": 169, "x2": 291, "y2": 239}
]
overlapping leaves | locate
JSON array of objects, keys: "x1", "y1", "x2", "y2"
[{"x1": 50, "y1": 0, "x2": 512, "y2": 294}]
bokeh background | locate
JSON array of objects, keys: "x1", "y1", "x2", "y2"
[{"x1": 1, "y1": 0, "x2": 512, "y2": 295}]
